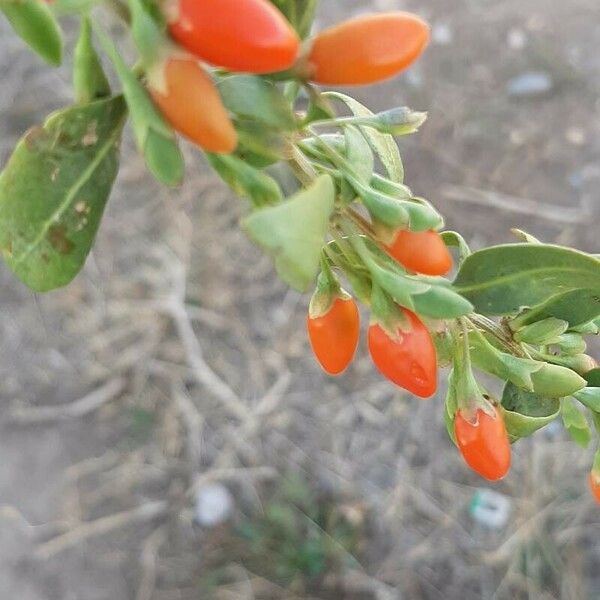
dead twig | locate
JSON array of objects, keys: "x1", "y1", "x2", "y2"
[
  {"x1": 8, "y1": 378, "x2": 126, "y2": 424},
  {"x1": 442, "y1": 185, "x2": 589, "y2": 224},
  {"x1": 35, "y1": 500, "x2": 168, "y2": 560}
]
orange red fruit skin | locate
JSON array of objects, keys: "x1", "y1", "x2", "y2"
[
  {"x1": 589, "y1": 473, "x2": 600, "y2": 504},
  {"x1": 385, "y1": 230, "x2": 453, "y2": 276},
  {"x1": 308, "y1": 12, "x2": 430, "y2": 85},
  {"x1": 367, "y1": 308, "x2": 437, "y2": 398},
  {"x1": 149, "y1": 58, "x2": 237, "y2": 154},
  {"x1": 168, "y1": 0, "x2": 300, "y2": 74},
  {"x1": 454, "y1": 407, "x2": 511, "y2": 481},
  {"x1": 307, "y1": 297, "x2": 360, "y2": 375}
]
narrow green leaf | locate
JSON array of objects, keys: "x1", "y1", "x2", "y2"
[
  {"x1": 370, "y1": 174, "x2": 412, "y2": 199},
  {"x1": 584, "y1": 368, "x2": 600, "y2": 387},
  {"x1": 73, "y1": 16, "x2": 111, "y2": 104},
  {"x1": 218, "y1": 75, "x2": 296, "y2": 131},
  {"x1": 344, "y1": 126, "x2": 374, "y2": 185},
  {"x1": 207, "y1": 154, "x2": 283, "y2": 208},
  {"x1": 573, "y1": 387, "x2": 600, "y2": 412},
  {"x1": 411, "y1": 284, "x2": 474, "y2": 319},
  {"x1": 454, "y1": 244, "x2": 600, "y2": 316},
  {"x1": 0, "y1": 96, "x2": 126, "y2": 291},
  {"x1": 510, "y1": 289, "x2": 600, "y2": 329},
  {"x1": 128, "y1": 0, "x2": 164, "y2": 66},
  {"x1": 1, "y1": 0, "x2": 63, "y2": 65},
  {"x1": 561, "y1": 397, "x2": 592, "y2": 448},
  {"x1": 445, "y1": 368, "x2": 458, "y2": 445},
  {"x1": 441, "y1": 231, "x2": 471, "y2": 264},
  {"x1": 242, "y1": 175, "x2": 335, "y2": 291},
  {"x1": 235, "y1": 119, "x2": 289, "y2": 167},
  {"x1": 469, "y1": 329, "x2": 586, "y2": 397},
  {"x1": 513, "y1": 317, "x2": 569, "y2": 345},
  {"x1": 324, "y1": 92, "x2": 404, "y2": 183},
  {"x1": 93, "y1": 25, "x2": 184, "y2": 187},
  {"x1": 500, "y1": 382, "x2": 560, "y2": 441}
]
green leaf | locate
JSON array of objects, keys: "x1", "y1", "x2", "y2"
[
  {"x1": 370, "y1": 173, "x2": 412, "y2": 199},
  {"x1": 1, "y1": 0, "x2": 63, "y2": 65},
  {"x1": 444, "y1": 368, "x2": 458, "y2": 445},
  {"x1": 93, "y1": 25, "x2": 184, "y2": 187},
  {"x1": 207, "y1": 154, "x2": 282, "y2": 208},
  {"x1": 500, "y1": 382, "x2": 560, "y2": 441},
  {"x1": 561, "y1": 397, "x2": 592, "y2": 448},
  {"x1": 344, "y1": 126, "x2": 374, "y2": 185},
  {"x1": 218, "y1": 75, "x2": 296, "y2": 131},
  {"x1": 270, "y1": 0, "x2": 316, "y2": 38},
  {"x1": 73, "y1": 16, "x2": 111, "y2": 104},
  {"x1": 573, "y1": 387, "x2": 600, "y2": 412},
  {"x1": 351, "y1": 183, "x2": 409, "y2": 228},
  {"x1": 51, "y1": 0, "x2": 98, "y2": 14},
  {"x1": 454, "y1": 244, "x2": 600, "y2": 316},
  {"x1": 242, "y1": 175, "x2": 335, "y2": 290},
  {"x1": 303, "y1": 86, "x2": 336, "y2": 124},
  {"x1": 441, "y1": 231, "x2": 471, "y2": 264},
  {"x1": 235, "y1": 119, "x2": 289, "y2": 167},
  {"x1": 371, "y1": 267, "x2": 472, "y2": 318},
  {"x1": 511, "y1": 289, "x2": 600, "y2": 329},
  {"x1": 0, "y1": 96, "x2": 126, "y2": 291},
  {"x1": 358, "y1": 239, "x2": 472, "y2": 318},
  {"x1": 128, "y1": 0, "x2": 164, "y2": 67},
  {"x1": 324, "y1": 92, "x2": 404, "y2": 183},
  {"x1": 411, "y1": 283, "x2": 474, "y2": 319},
  {"x1": 513, "y1": 317, "x2": 569, "y2": 345},
  {"x1": 511, "y1": 228, "x2": 541, "y2": 244},
  {"x1": 584, "y1": 368, "x2": 600, "y2": 387},
  {"x1": 469, "y1": 329, "x2": 586, "y2": 397},
  {"x1": 348, "y1": 107, "x2": 428, "y2": 136}
]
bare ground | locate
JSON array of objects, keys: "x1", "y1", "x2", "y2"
[{"x1": 1, "y1": 0, "x2": 600, "y2": 598}]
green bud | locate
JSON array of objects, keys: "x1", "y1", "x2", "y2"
[
  {"x1": 370, "y1": 173, "x2": 412, "y2": 199},
  {"x1": 355, "y1": 185, "x2": 410, "y2": 228},
  {"x1": 573, "y1": 387, "x2": 600, "y2": 412},
  {"x1": 557, "y1": 333, "x2": 587, "y2": 356},
  {"x1": 513, "y1": 317, "x2": 568, "y2": 345},
  {"x1": 570, "y1": 320, "x2": 600, "y2": 335},
  {"x1": 367, "y1": 107, "x2": 428, "y2": 136},
  {"x1": 530, "y1": 363, "x2": 586, "y2": 398},
  {"x1": 554, "y1": 353, "x2": 598, "y2": 376}
]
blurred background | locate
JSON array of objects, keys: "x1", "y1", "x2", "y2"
[{"x1": 1, "y1": 0, "x2": 600, "y2": 598}]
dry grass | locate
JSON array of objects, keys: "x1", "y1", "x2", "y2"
[{"x1": 1, "y1": 0, "x2": 600, "y2": 598}]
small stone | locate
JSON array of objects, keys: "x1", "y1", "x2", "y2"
[
  {"x1": 565, "y1": 127, "x2": 586, "y2": 146},
  {"x1": 194, "y1": 483, "x2": 234, "y2": 528},
  {"x1": 507, "y1": 71, "x2": 553, "y2": 97},
  {"x1": 507, "y1": 28, "x2": 526, "y2": 50},
  {"x1": 432, "y1": 23, "x2": 453, "y2": 46},
  {"x1": 510, "y1": 130, "x2": 527, "y2": 145},
  {"x1": 469, "y1": 489, "x2": 512, "y2": 530}
]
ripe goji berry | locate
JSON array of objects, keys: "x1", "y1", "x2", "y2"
[
  {"x1": 308, "y1": 12, "x2": 430, "y2": 85},
  {"x1": 307, "y1": 296, "x2": 360, "y2": 375},
  {"x1": 385, "y1": 230, "x2": 453, "y2": 276},
  {"x1": 368, "y1": 308, "x2": 437, "y2": 398},
  {"x1": 589, "y1": 472, "x2": 600, "y2": 504},
  {"x1": 148, "y1": 58, "x2": 237, "y2": 154},
  {"x1": 167, "y1": 0, "x2": 300, "y2": 74},
  {"x1": 454, "y1": 406, "x2": 511, "y2": 481}
]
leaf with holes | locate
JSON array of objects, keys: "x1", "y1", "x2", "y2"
[{"x1": 0, "y1": 95, "x2": 126, "y2": 292}]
